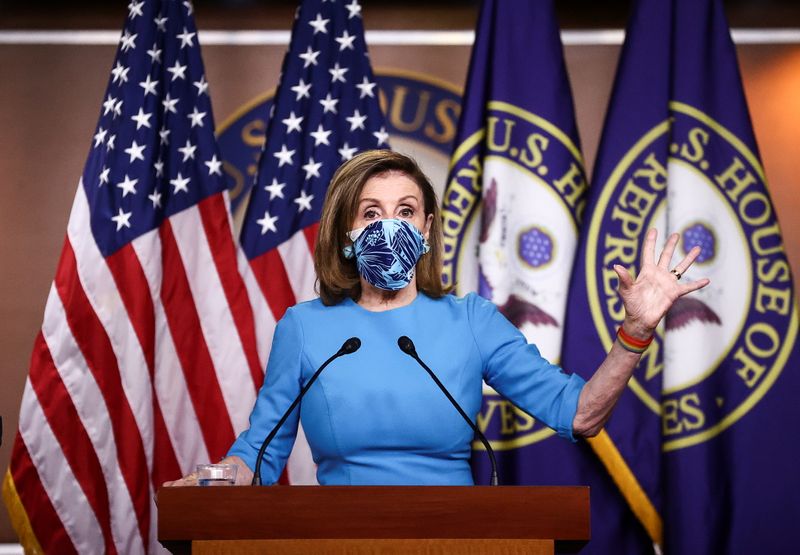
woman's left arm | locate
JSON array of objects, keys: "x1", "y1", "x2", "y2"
[{"x1": 572, "y1": 229, "x2": 710, "y2": 437}]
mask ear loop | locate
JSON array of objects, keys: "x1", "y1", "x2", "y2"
[
  {"x1": 343, "y1": 226, "x2": 365, "y2": 259},
  {"x1": 421, "y1": 224, "x2": 431, "y2": 254}
]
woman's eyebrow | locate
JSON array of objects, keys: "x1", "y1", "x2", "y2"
[
  {"x1": 357, "y1": 195, "x2": 420, "y2": 206},
  {"x1": 397, "y1": 195, "x2": 420, "y2": 204}
]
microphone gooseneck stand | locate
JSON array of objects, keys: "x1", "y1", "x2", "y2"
[
  {"x1": 397, "y1": 335, "x2": 500, "y2": 486},
  {"x1": 251, "y1": 337, "x2": 361, "y2": 485}
]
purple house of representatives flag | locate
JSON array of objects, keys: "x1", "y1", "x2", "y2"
[
  {"x1": 443, "y1": 1, "x2": 652, "y2": 552},
  {"x1": 563, "y1": 0, "x2": 800, "y2": 552}
]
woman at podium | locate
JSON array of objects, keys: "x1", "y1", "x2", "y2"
[{"x1": 165, "y1": 150, "x2": 708, "y2": 486}]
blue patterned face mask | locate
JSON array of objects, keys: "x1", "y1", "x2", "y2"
[{"x1": 343, "y1": 219, "x2": 430, "y2": 290}]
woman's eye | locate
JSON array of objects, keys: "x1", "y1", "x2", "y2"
[
  {"x1": 363, "y1": 209, "x2": 379, "y2": 219},
  {"x1": 399, "y1": 208, "x2": 414, "y2": 218}
]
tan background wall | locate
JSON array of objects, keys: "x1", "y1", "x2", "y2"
[{"x1": 1, "y1": 5, "x2": 799, "y2": 543}]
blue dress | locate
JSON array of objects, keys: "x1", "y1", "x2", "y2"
[{"x1": 227, "y1": 292, "x2": 585, "y2": 485}]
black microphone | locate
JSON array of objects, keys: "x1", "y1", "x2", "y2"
[
  {"x1": 397, "y1": 336, "x2": 499, "y2": 486},
  {"x1": 251, "y1": 337, "x2": 361, "y2": 485}
]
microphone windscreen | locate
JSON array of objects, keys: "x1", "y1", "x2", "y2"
[
  {"x1": 342, "y1": 337, "x2": 361, "y2": 354},
  {"x1": 397, "y1": 336, "x2": 415, "y2": 355}
]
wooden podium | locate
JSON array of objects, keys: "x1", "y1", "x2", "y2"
[{"x1": 157, "y1": 485, "x2": 589, "y2": 554}]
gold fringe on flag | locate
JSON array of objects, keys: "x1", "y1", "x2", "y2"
[
  {"x1": 2, "y1": 470, "x2": 44, "y2": 555},
  {"x1": 587, "y1": 430, "x2": 663, "y2": 546}
]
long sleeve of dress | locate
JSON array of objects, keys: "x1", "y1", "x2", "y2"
[
  {"x1": 226, "y1": 308, "x2": 306, "y2": 482},
  {"x1": 466, "y1": 293, "x2": 585, "y2": 441}
]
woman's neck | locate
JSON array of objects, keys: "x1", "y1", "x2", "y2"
[{"x1": 357, "y1": 279, "x2": 419, "y2": 312}]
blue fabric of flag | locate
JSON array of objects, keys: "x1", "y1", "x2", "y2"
[
  {"x1": 442, "y1": 1, "x2": 652, "y2": 552},
  {"x1": 239, "y1": 0, "x2": 387, "y2": 261},
  {"x1": 563, "y1": 0, "x2": 800, "y2": 552},
  {"x1": 81, "y1": 0, "x2": 227, "y2": 257}
]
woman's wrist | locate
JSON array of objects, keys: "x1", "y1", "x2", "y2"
[
  {"x1": 616, "y1": 325, "x2": 654, "y2": 354},
  {"x1": 620, "y1": 317, "x2": 653, "y2": 341}
]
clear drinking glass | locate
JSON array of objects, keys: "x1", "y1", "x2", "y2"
[{"x1": 196, "y1": 463, "x2": 238, "y2": 486}]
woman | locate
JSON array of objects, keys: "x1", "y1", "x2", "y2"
[{"x1": 165, "y1": 150, "x2": 708, "y2": 486}]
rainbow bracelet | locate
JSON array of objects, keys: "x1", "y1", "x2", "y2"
[{"x1": 616, "y1": 326, "x2": 653, "y2": 354}]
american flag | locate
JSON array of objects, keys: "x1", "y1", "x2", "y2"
[
  {"x1": 239, "y1": 0, "x2": 388, "y2": 483},
  {"x1": 2, "y1": 1, "x2": 261, "y2": 552}
]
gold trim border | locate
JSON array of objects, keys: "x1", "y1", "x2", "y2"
[
  {"x1": 488, "y1": 100, "x2": 585, "y2": 165},
  {"x1": 670, "y1": 101, "x2": 766, "y2": 181},
  {"x1": 3, "y1": 469, "x2": 45, "y2": 554},
  {"x1": 664, "y1": 303, "x2": 799, "y2": 451},
  {"x1": 375, "y1": 66, "x2": 463, "y2": 96},
  {"x1": 216, "y1": 66, "x2": 463, "y2": 137},
  {"x1": 588, "y1": 430, "x2": 663, "y2": 545}
]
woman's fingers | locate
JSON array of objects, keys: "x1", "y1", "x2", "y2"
[
  {"x1": 671, "y1": 244, "x2": 702, "y2": 276},
  {"x1": 679, "y1": 277, "x2": 711, "y2": 296},
  {"x1": 640, "y1": 228, "x2": 658, "y2": 268},
  {"x1": 613, "y1": 264, "x2": 634, "y2": 289},
  {"x1": 162, "y1": 472, "x2": 199, "y2": 487},
  {"x1": 657, "y1": 233, "x2": 680, "y2": 269}
]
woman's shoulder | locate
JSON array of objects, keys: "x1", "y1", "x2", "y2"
[
  {"x1": 421, "y1": 291, "x2": 498, "y2": 318},
  {"x1": 289, "y1": 297, "x2": 326, "y2": 311},
  {"x1": 434, "y1": 291, "x2": 495, "y2": 309},
  {"x1": 285, "y1": 296, "x2": 354, "y2": 319},
  {"x1": 283, "y1": 293, "x2": 496, "y2": 320},
  {"x1": 287, "y1": 297, "x2": 331, "y2": 316}
]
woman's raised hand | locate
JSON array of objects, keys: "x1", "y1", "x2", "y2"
[{"x1": 613, "y1": 228, "x2": 710, "y2": 338}]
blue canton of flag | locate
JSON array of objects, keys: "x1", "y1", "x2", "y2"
[
  {"x1": 241, "y1": 0, "x2": 387, "y2": 263},
  {"x1": 237, "y1": 0, "x2": 387, "y2": 485},
  {"x1": 82, "y1": 0, "x2": 226, "y2": 255}
]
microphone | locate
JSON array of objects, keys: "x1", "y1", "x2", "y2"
[
  {"x1": 397, "y1": 336, "x2": 499, "y2": 486},
  {"x1": 251, "y1": 337, "x2": 361, "y2": 485}
]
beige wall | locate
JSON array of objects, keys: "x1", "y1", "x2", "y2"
[{"x1": 1, "y1": 34, "x2": 799, "y2": 543}]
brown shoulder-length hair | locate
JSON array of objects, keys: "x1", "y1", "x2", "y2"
[{"x1": 315, "y1": 149, "x2": 450, "y2": 306}]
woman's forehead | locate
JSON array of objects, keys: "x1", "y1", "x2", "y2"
[{"x1": 359, "y1": 172, "x2": 421, "y2": 201}]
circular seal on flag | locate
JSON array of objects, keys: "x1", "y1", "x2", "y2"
[
  {"x1": 443, "y1": 101, "x2": 587, "y2": 449},
  {"x1": 585, "y1": 101, "x2": 798, "y2": 451}
]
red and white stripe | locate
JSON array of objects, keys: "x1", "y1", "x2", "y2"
[
  {"x1": 8, "y1": 183, "x2": 261, "y2": 552},
  {"x1": 243, "y1": 223, "x2": 321, "y2": 484}
]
